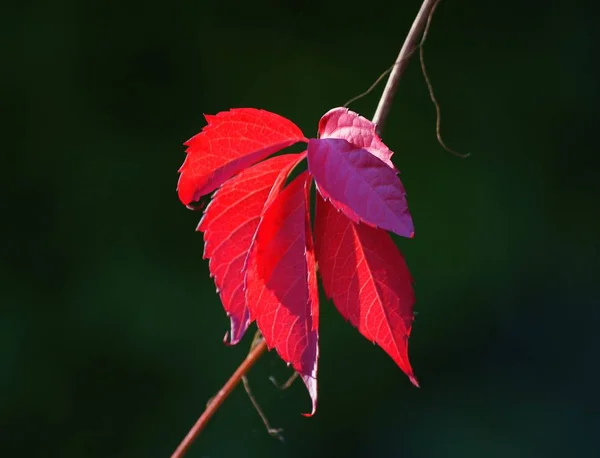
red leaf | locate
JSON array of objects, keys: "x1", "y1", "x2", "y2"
[
  {"x1": 307, "y1": 137, "x2": 414, "y2": 238},
  {"x1": 314, "y1": 195, "x2": 418, "y2": 386},
  {"x1": 245, "y1": 172, "x2": 319, "y2": 415},
  {"x1": 177, "y1": 108, "x2": 307, "y2": 206},
  {"x1": 318, "y1": 107, "x2": 397, "y2": 170},
  {"x1": 199, "y1": 153, "x2": 306, "y2": 345}
]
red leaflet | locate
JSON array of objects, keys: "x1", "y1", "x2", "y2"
[
  {"x1": 307, "y1": 137, "x2": 414, "y2": 238},
  {"x1": 245, "y1": 172, "x2": 319, "y2": 415},
  {"x1": 178, "y1": 106, "x2": 419, "y2": 416},
  {"x1": 314, "y1": 196, "x2": 418, "y2": 386},
  {"x1": 177, "y1": 109, "x2": 306, "y2": 206},
  {"x1": 198, "y1": 154, "x2": 306, "y2": 344},
  {"x1": 318, "y1": 107, "x2": 396, "y2": 170}
]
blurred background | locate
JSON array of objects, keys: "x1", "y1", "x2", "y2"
[{"x1": 2, "y1": 0, "x2": 599, "y2": 456}]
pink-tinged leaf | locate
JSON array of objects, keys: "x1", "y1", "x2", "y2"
[
  {"x1": 245, "y1": 172, "x2": 319, "y2": 415},
  {"x1": 307, "y1": 137, "x2": 414, "y2": 238},
  {"x1": 177, "y1": 108, "x2": 307, "y2": 206},
  {"x1": 198, "y1": 153, "x2": 306, "y2": 345},
  {"x1": 318, "y1": 107, "x2": 396, "y2": 170},
  {"x1": 314, "y1": 196, "x2": 418, "y2": 386}
]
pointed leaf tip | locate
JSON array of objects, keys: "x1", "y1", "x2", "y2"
[
  {"x1": 409, "y1": 375, "x2": 420, "y2": 388},
  {"x1": 300, "y1": 375, "x2": 317, "y2": 417}
]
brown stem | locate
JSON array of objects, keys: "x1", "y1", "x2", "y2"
[
  {"x1": 170, "y1": 339, "x2": 268, "y2": 458},
  {"x1": 372, "y1": 0, "x2": 440, "y2": 135}
]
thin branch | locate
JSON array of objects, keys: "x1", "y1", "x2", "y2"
[
  {"x1": 419, "y1": 1, "x2": 470, "y2": 158},
  {"x1": 270, "y1": 371, "x2": 299, "y2": 390},
  {"x1": 240, "y1": 331, "x2": 284, "y2": 439},
  {"x1": 372, "y1": 0, "x2": 440, "y2": 135},
  {"x1": 241, "y1": 375, "x2": 284, "y2": 441},
  {"x1": 343, "y1": 29, "x2": 423, "y2": 109},
  {"x1": 343, "y1": 67, "x2": 393, "y2": 108},
  {"x1": 170, "y1": 338, "x2": 268, "y2": 458}
]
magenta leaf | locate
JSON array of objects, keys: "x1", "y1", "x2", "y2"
[
  {"x1": 307, "y1": 137, "x2": 414, "y2": 238},
  {"x1": 318, "y1": 107, "x2": 396, "y2": 170}
]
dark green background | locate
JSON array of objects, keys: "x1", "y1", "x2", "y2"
[{"x1": 3, "y1": 0, "x2": 598, "y2": 456}]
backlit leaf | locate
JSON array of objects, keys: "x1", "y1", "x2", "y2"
[
  {"x1": 178, "y1": 108, "x2": 306, "y2": 206},
  {"x1": 199, "y1": 153, "x2": 306, "y2": 344},
  {"x1": 314, "y1": 195, "x2": 418, "y2": 386}
]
